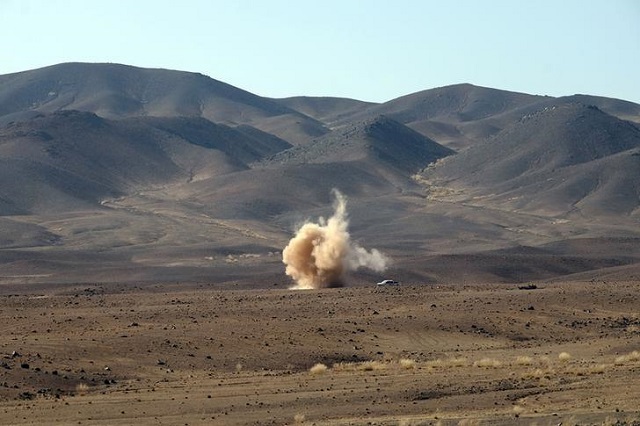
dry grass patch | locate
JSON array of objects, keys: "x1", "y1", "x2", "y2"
[
  {"x1": 524, "y1": 359, "x2": 609, "y2": 378},
  {"x1": 539, "y1": 355, "x2": 552, "y2": 365},
  {"x1": 558, "y1": 352, "x2": 572, "y2": 363},
  {"x1": 522, "y1": 368, "x2": 549, "y2": 380},
  {"x1": 448, "y1": 357, "x2": 468, "y2": 367},
  {"x1": 75, "y1": 383, "x2": 89, "y2": 395},
  {"x1": 399, "y1": 358, "x2": 417, "y2": 369},
  {"x1": 425, "y1": 357, "x2": 468, "y2": 369},
  {"x1": 331, "y1": 362, "x2": 356, "y2": 372},
  {"x1": 425, "y1": 359, "x2": 445, "y2": 369},
  {"x1": 614, "y1": 350, "x2": 640, "y2": 365},
  {"x1": 589, "y1": 364, "x2": 607, "y2": 374},
  {"x1": 515, "y1": 355, "x2": 533, "y2": 366},
  {"x1": 473, "y1": 358, "x2": 502, "y2": 368},
  {"x1": 358, "y1": 360, "x2": 386, "y2": 371}
]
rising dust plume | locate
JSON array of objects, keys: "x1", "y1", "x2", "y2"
[{"x1": 282, "y1": 190, "x2": 388, "y2": 289}]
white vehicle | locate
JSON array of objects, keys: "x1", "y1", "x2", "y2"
[{"x1": 376, "y1": 279, "x2": 399, "y2": 286}]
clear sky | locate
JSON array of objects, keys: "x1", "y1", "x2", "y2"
[{"x1": 1, "y1": 0, "x2": 639, "y2": 103}]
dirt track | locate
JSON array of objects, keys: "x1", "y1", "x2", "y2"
[{"x1": 0, "y1": 281, "x2": 639, "y2": 425}]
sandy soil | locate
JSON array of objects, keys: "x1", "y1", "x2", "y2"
[{"x1": 0, "y1": 281, "x2": 638, "y2": 425}]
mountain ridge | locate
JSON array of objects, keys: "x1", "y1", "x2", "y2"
[
  {"x1": 0, "y1": 62, "x2": 328, "y2": 145},
  {"x1": 0, "y1": 62, "x2": 639, "y2": 286}
]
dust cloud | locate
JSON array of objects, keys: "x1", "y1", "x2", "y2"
[{"x1": 282, "y1": 190, "x2": 388, "y2": 289}]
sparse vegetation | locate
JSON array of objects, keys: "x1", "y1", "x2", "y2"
[
  {"x1": 75, "y1": 383, "x2": 89, "y2": 395},
  {"x1": 558, "y1": 352, "x2": 572, "y2": 362},
  {"x1": 358, "y1": 360, "x2": 386, "y2": 371},
  {"x1": 331, "y1": 360, "x2": 389, "y2": 372},
  {"x1": 457, "y1": 419, "x2": 481, "y2": 426},
  {"x1": 512, "y1": 405, "x2": 525, "y2": 416},
  {"x1": 515, "y1": 355, "x2": 533, "y2": 365},
  {"x1": 425, "y1": 359, "x2": 445, "y2": 369},
  {"x1": 425, "y1": 357, "x2": 468, "y2": 369},
  {"x1": 522, "y1": 368, "x2": 548, "y2": 380},
  {"x1": 614, "y1": 350, "x2": 640, "y2": 365},
  {"x1": 449, "y1": 357, "x2": 469, "y2": 367},
  {"x1": 473, "y1": 358, "x2": 502, "y2": 368},
  {"x1": 399, "y1": 358, "x2": 417, "y2": 369}
]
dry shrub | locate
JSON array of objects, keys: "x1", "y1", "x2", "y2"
[
  {"x1": 448, "y1": 357, "x2": 468, "y2": 367},
  {"x1": 522, "y1": 368, "x2": 548, "y2": 380},
  {"x1": 235, "y1": 362, "x2": 243, "y2": 372},
  {"x1": 473, "y1": 358, "x2": 502, "y2": 368},
  {"x1": 515, "y1": 356, "x2": 533, "y2": 366},
  {"x1": 358, "y1": 360, "x2": 386, "y2": 371},
  {"x1": 589, "y1": 364, "x2": 607, "y2": 374},
  {"x1": 75, "y1": 383, "x2": 89, "y2": 395},
  {"x1": 425, "y1": 357, "x2": 467, "y2": 369},
  {"x1": 539, "y1": 355, "x2": 552, "y2": 365},
  {"x1": 558, "y1": 352, "x2": 572, "y2": 363},
  {"x1": 331, "y1": 362, "x2": 353, "y2": 372},
  {"x1": 568, "y1": 367, "x2": 589, "y2": 377},
  {"x1": 294, "y1": 413, "x2": 306, "y2": 424},
  {"x1": 425, "y1": 359, "x2": 445, "y2": 369},
  {"x1": 614, "y1": 350, "x2": 640, "y2": 365},
  {"x1": 309, "y1": 363, "x2": 328, "y2": 375},
  {"x1": 512, "y1": 405, "x2": 525, "y2": 415},
  {"x1": 399, "y1": 358, "x2": 416, "y2": 369}
]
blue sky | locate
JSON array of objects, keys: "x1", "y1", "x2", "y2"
[{"x1": 2, "y1": 0, "x2": 639, "y2": 103}]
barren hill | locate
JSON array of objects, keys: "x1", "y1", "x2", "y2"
[
  {"x1": 327, "y1": 84, "x2": 640, "y2": 151},
  {"x1": 329, "y1": 84, "x2": 544, "y2": 149},
  {"x1": 418, "y1": 103, "x2": 640, "y2": 217},
  {"x1": 0, "y1": 62, "x2": 327, "y2": 144},
  {"x1": 0, "y1": 63, "x2": 639, "y2": 286},
  {"x1": 341, "y1": 83, "x2": 542, "y2": 124},
  {"x1": 186, "y1": 116, "x2": 454, "y2": 221},
  {"x1": 263, "y1": 115, "x2": 454, "y2": 172},
  {"x1": 272, "y1": 96, "x2": 377, "y2": 124},
  {"x1": 0, "y1": 110, "x2": 290, "y2": 215}
]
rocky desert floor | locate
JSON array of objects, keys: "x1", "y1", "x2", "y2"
[{"x1": 0, "y1": 280, "x2": 638, "y2": 425}]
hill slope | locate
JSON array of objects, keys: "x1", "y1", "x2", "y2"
[
  {"x1": 264, "y1": 115, "x2": 454, "y2": 172},
  {"x1": 0, "y1": 62, "x2": 327, "y2": 144},
  {"x1": 272, "y1": 96, "x2": 378, "y2": 125},
  {"x1": 0, "y1": 111, "x2": 290, "y2": 214},
  {"x1": 419, "y1": 103, "x2": 640, "y2": 217},
  {"x1": 1, "y1": 63, "x2": 640, "y2": 286}
]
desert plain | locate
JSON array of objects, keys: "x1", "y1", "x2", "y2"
[{"x1": 0, "y1": 279, "x2": 638, "y2": 425}]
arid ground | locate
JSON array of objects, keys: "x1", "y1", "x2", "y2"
[
  {"x1": 2, "y1": 63, "x2": 640, "y2": 425},
  {"x1": 0, "y1": 280, "x2": 638, "y2": 425}
]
